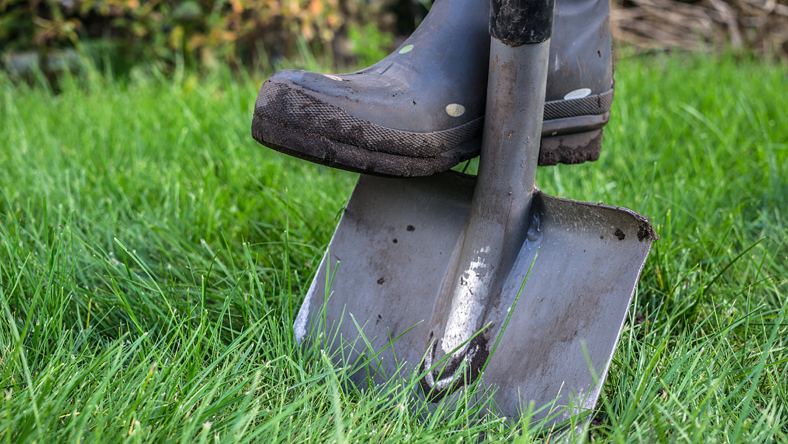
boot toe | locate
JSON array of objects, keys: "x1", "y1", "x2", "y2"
[{"x1": 254, "y1": 77, "x2": 484, "y2": 159}]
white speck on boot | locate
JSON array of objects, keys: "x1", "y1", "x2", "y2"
[
  {"x1": 445, "y1": 104, "x2": 466, "y2": 117},
  {"x1": 564, "y1": 88, "x2": 592, "y2": 100}
]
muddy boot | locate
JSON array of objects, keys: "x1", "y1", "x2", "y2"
[{"x1": 252, "y1": 0, "x2": 613, "y2": 177}]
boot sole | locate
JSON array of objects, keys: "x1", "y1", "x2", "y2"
[
  {"x1": 252, "y1": 114, "x2": 481, "y2": 177},
  {"x1": 253, "y1": 111, "x2": 608, "y2": 176},
  {"x1": 538, "y1": 112, "x2": 609, "y2": 166}
]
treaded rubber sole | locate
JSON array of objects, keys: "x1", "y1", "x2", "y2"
[
  {"x1": 252, "y1": 112, "x2": 605, "y2": 177},
  {"x1": 252, "y1": 114, "x2": 481, "y2": 177}
]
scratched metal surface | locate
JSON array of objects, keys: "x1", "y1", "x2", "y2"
[
  {"x1": 293, "y1": 172, "x2": 475, "y2": 378},
  {"x1": 294, "y1": 172, "x2": 654, "y2": 423},
  {"x1": 480, "y1": 189, "x2": 654, "y2": 421}
]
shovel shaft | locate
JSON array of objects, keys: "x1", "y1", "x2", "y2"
[
  {"x1": 474, "y1": 40, "x2": 548, "y2": 224},
  {"x1": 423, "y1": 38, "x2": 550, "y2": 396}
]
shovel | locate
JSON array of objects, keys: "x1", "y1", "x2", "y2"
[{"x1": 293, "y1": 0, "x2": 657, "y2": 424}]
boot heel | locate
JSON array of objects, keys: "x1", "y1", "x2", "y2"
[{"x1": 538, "y1": 129, "x2": 603, "y2": 166}]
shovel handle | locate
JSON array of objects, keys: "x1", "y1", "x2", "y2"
[{"x1": 490, "y1": 0, "x2": 556, "y2": 44}]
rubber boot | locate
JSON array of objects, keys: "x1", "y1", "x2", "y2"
[{"x1": 251, "y1": 0, "x2": 613, "y2": 177}]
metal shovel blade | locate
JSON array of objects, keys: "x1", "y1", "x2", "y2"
[{"x1": 294, "y1": 172, "x2": 656, "y2": 423}]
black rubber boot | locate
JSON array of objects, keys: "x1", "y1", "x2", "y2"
[{"x1": 252, "y1": 0, "x2": 613, "y2": 177}]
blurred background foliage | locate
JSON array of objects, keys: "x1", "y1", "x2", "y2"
[
  {"x1": 0, "y1": 0, "x2": 786, "y2": 79},
  {"x1": 0, "y1": 0, "x2": 427, "y2": 77}
]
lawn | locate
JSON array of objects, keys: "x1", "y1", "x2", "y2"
[{"x1": 0, "y1": 52, "x2": 786, "y2": 442}]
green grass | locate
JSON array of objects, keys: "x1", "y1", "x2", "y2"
[{"x1": 0, "y1": 52, "x2": 786, "y2": 442}]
